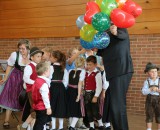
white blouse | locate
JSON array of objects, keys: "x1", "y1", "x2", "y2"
[{"x1": 7, "y1": 51, "x2": 30, "y2": 66}]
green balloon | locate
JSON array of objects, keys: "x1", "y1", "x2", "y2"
[
  {"x1": 101, "y1": 0, "x2": 118, "y2": 16},
  {"x1": 92, "y1": 12, "x2": 111, "y2": 32}
]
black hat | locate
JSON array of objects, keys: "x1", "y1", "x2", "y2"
[
  {"x1": 144, "y1": 62, "x2": 159, "y2": 73},
  {"x1": 30, "y1": 47, "x2": 43, "y2": 57}
]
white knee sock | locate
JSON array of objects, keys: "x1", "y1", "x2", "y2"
[
  {"x1": 97, "y1": 119, "x2": 103, "y2": 127},
  {"x1": 27, "y1": 124, "x2": 31, "y2": 130},
  {"x1": 59, "y1": 118, "x2": 64, "y2": 129},
  {"x1": 51, "y1": 117, "x2": 56, "y2": 129},
  {"x1": 147, "y1": 128, "x2": 151, "y2": 130},
  {"x1": 71, "y1": 117, "x2": 79, "y2": 128},
  {"x1": 43, "y1": 124, "x2": 46, "y2": 130},
  {"x1": 89, "y1": 122, "x2": 94, "y2": 128},
  {"x1": 22, "y1": 122, "x2": 29, "y2": 128},
  {"x1": 104, "y1": 122, "x2": 111, "y2": 127}
]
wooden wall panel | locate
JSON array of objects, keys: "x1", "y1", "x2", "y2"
[
  {"x1": 0, "y1": 4, "x2": 85, "y2": 20},
  {"x1": 0, "y1": 0, "x2": 160, "y2": 38}
]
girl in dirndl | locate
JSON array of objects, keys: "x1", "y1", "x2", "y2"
[
  {"x1": 67, "y1": 57, "x2": 85, "y2": 130},
  {"x1": 50, "y1": 50, "x2": 68, "y2": 130}
]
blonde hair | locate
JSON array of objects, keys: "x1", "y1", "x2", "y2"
[
  {"x1": 36, "y1": 61, "x2": 50, "y2": 76},
  {"x1": 67, "y1": 47, "x2": 78, "y2": 58},
  {"x1": 73, "y1": 57, "x2": 85, "y2": 78},
  {"x1": 42, "y1": 47, "x2": 52, "y2": 53}
]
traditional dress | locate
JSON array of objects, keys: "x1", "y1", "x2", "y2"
[{"x1": 0, "y1": 51, "x2": 29, "y2": 111}]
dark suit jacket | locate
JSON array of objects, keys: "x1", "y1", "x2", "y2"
[{"x1": 97, "y1": 28, "x2": 134, "y2": 80}]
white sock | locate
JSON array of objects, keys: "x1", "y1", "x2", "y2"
[
  {"x1": 51, "y1": 117, "x2": 56, "y2": 129},
  {"x1": 97, "y1": 119, "x2": 103, "y2": 127},
  {"x1": 69, "y1": 117, "x2": 73, "y2": 127},
  {"x1": 89, "y1": 122, "x2": 94, "y2": 128},
  {"x1": 27, "y1": 124, "x2": 31, "y2": 130},
  {"x1": 147, "y1": 128, "x2": 151, "y2": 130},
  {"x1": 22, "y1": 122, "x2": 29, "y2": 128},
  {"x1": 43, "y1": 124, "x2": 46, "y2": 130},
  {"x1": 71, "y1": 117, "x2": 79, "y2": 128},
  {"x1": 104, "y1": 122, "x2": 111, "y2": 127},
  {"x1": 58, "y1": 118, "x2": 64, "y2": 129},
  {"x1": 46, "y1": 122, "x2": 50, "y2": 130}
]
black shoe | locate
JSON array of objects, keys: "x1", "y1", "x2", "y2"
[
  {"x1": 89, "y1": 127, "x2": 95, "y2": 130},
  {"x1": 99, "y1": 126, "x2": 105, "y2": 130},
  {"x1": 104, "y1": 126, "x2": 111, "y2": 130},
  {"x1": 69, "y1": 126, "x2": 76, "y2": 130}
]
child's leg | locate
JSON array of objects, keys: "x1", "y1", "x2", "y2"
[
  {"x1": 58, "y1": 118, "x2": 64, "y2": 129},
  {"x1": 158, "y1": 123, "x2": 160, "y2": 130},
  {"x1": 103, "y1": 122, "x2": 111, "y2": 128},
  {"x1": 51, "y1": 117, "x2": 56, "y2": 129},
  {"x1": 70, "y1": 117, "x2": 79, "y2": 128},
  {"x1": 146, "y1": 122, "x2": 152, "y2": 130},
  {"x1": 30, "y1": 119, "x2": 36, "y2": 130},
  {"x1": 21, "y1": 115, "x2": 34, "y2": 129}
]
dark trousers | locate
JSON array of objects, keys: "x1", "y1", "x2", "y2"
[
  {"x1": 33, "y1": 110, "x2": 48, "y2": 130},
  {"x1": 109, "y1": 73, "x2": 133, "y2": 130},
  {"x1": 102, "y1": 87, "x2": 110, "y2": 123},
  {"x1": 84, "y1": 91, "x2": 102, "y2": 122}
]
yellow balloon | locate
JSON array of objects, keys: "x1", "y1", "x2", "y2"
[
  {"x1": 95, "y1": 0, "x2": 102, "y2": 7},
  {"x1": 80, "y1": 24, "x2": 96, "y2": 42}
]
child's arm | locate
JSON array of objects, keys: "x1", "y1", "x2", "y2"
[
  {"x1": 92, "y1": 72, "x2": 102, "y2": 103},
  {"x1": 23, "y1": 65, "x2": 34, "y2": 84},
  {"x1": 67, "y1": 48, "x2": 86, "y2": 65},
  {"x1": 142, "y1": 80, "x2": 152, "y2": 95},
  {"x1": 102, "y1": 71, "x2": 109, "y2": 99},
  {"x1": 40, "y1": 83, "x2": 52, "y2": 115},
  {"x1": 76, "y1": 81, "x2": 83, "y2": 102},
  {"x1": 76, "y1": 69, "x2": 86, "y2": 102}
]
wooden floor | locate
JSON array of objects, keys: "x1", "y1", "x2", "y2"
[{"x1": 0, "y1": 110, "x2": 158, "y2": 130}]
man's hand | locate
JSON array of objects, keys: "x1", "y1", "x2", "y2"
[{"x1": 92, "y1": 96, "x2": 98, "y2": 103}]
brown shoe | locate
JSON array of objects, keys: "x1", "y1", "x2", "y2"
[{"x1": 17, "y1": 124, "x2": 26, "y2": 130}]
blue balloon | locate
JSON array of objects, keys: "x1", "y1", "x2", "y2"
[
  {"x1": 80, "y1": 38, "x2": 94, "y2": 49},
  {"x1": 93, "y1": 32, "x2": 110, "y2": 49}
]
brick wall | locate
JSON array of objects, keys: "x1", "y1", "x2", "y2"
[{"x1": 0, "y1": 34, "x2": 160, "y2": 114}]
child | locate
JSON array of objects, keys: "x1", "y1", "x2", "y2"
[
  {"x1": 41, "y1": 47, "x2": 53, "y2": 130},
  {"x1": 66, "y1": 47, "x2": 86, "y2": 71},
  {"x1": 142, "y1": 62, "x2": 160, "y2": 130},
  {"x1": 17, "y1": 47, "x2": 43, "y2": 130},
  {"x1": 67, "y1": 57, "x2": 85, "y2": 130},
  {"x1": 50, "y1": 50, "x2": 68, "y2": 130},
  {"x1": 32, "y1": 61, "x2": 52, "y2": 130},
  {"x1": 41, "y1": 47, "x2": 52, "y2": 62},
  {"x1": 84, "y1": 55, "x2": 104, "y2": 130}
]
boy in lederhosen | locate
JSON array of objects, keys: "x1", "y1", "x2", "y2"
[
  {"x1": 84, "y1": 55, "x2": 105, "y2": 130},
  {"x1": 142, "y1": 62, "x2": 160, "y2": 130}
]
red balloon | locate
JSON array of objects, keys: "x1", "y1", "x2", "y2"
[
  {"x1": 111, "y1": 9, "x2": 135, "y2": 28},
  {"x1": 84, "y1": 2, "x2": 100, "y2": 24},
  {"x1": 122, "y1": 0, "x2": 142, "y2": 18},
  {"x1": 132, "y1": 4, "x2": 142, "y2": 18}
]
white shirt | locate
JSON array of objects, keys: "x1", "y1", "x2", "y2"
[
  {"x1": 7, "y1": 51, "x2": 29, "y2": 66},
  {"x1": 23, "y1": 61, "x2": 37, "y2": 85},
  {"x1": 86, "y1": 69, "x2": 102, "y2": 97},
  {"x1": 102, "y1": 71, "x2": 109, "y2": 90},
  {"x1": 142, "y1": 77, "x2": 160, "y2": 96},
  {"x1": 38, "y1": 76, "x2": 51, "y2": 109},
  {"x1": 53, "y1": 62, "x2": 68, "y2": 88}
]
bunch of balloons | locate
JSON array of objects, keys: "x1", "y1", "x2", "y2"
[{"x1": 76, "y1": 0, "x2": 142, "y2": 49}]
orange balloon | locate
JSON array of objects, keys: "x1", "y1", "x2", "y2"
[{"x1": 116, "y1": 0, "x2": 127, "y2": 8}]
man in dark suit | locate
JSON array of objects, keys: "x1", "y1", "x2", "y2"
[{"x1": 97, "y1": 25, "x2": 134, "y2": 130}]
